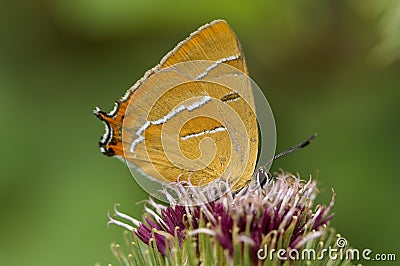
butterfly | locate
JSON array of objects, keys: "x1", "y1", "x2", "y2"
[{"x1": 95, "y1": 20, "x2": 262, "y2": 192}]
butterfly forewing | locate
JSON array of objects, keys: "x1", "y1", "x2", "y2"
[{"x1": 96, "y1": 20, "x2": 258, "y2": 190}]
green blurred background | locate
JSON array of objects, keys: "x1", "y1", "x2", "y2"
[{"x1": 1, "y1": 0, "x2": 399, "y2": 265}]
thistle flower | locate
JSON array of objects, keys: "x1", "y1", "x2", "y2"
[{"x1": 101, "y1": 170, "x2": 360, "y2": 265}]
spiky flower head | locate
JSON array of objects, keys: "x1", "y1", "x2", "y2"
[{"x1": 101, "y1": 170, "x2": 359, "y2": 265}]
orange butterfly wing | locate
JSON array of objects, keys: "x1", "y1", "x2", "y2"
[{"x1": 95, "y1": 20, "x2": 258, "y2": 190}]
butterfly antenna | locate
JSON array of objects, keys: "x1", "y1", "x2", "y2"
[
  {"x1": 265, "y1": 133, "x2": 317, "y2": 168},
  {"x1": 254, "y1": 133, "x2": 317, "y2": 188}
]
